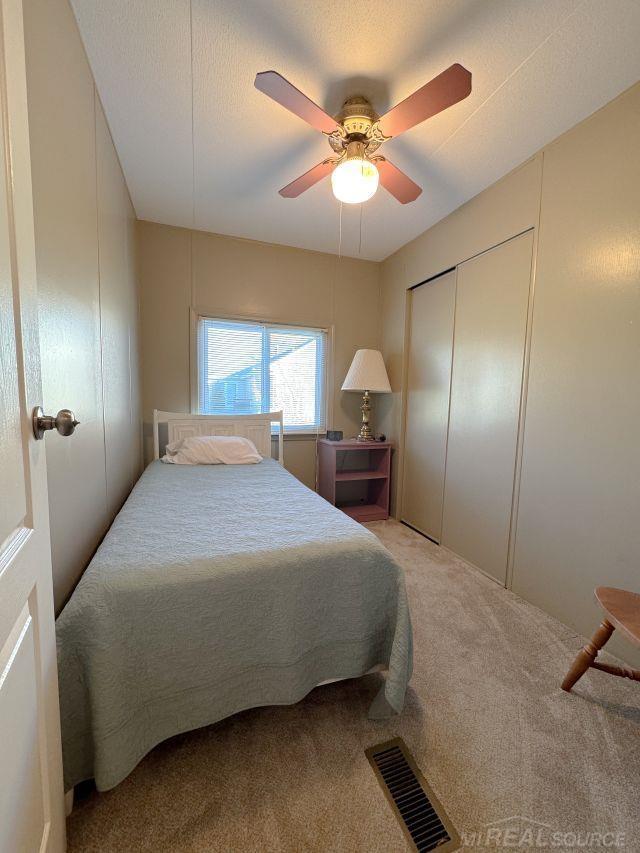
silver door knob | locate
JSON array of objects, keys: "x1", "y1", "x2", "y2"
[{"x1": 32, "y1": 407, "x2": 80, "y2": 440}]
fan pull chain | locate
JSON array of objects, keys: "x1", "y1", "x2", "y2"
[
  {"x1": 189, "y1": 0, "x2": 195, "y2": 229},
  {"x1": 338, "y1": 201, "x2": 343, "y2": 259},
  {"x1": 358, "y1": 203, "x2": 363, "y2": 255}
]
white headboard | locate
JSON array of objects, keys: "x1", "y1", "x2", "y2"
[{"x1": 153, "y1": 410, "x2": 284, "y2": 464}]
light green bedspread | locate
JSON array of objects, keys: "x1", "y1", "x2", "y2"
[{"x1": 56, "y1": 459, "x2": 413, "y2": 791}]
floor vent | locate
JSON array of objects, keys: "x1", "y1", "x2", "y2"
[{"x1": 366, "y1": 738, "x2": 460, "y2": 852}]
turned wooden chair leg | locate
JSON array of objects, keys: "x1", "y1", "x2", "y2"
[{"x1": 561, "y1": 619, "x2": 615, "y2": 692}]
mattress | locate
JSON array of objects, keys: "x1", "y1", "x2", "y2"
[{"x1": 56, "y1": 458, "x2": 413, "y2": 791}]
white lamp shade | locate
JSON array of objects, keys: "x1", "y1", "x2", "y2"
[{"x1": 341, "y1": 349, "x2": 391, "y2": 393}]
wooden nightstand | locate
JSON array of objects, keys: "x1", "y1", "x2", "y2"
[{"x1": 317, "y1": 438, "x2": 391, "y2": 522}]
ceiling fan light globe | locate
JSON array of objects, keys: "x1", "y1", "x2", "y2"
[{"x1": 331, "y1": 158, "x2": 379, "y2": 204}]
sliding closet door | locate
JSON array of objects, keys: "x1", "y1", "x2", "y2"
[
  {"x1": 402, "y1": 271, "x2": 456, "y2": 541},
  {"x1": 442, "y1": 231, "x2": 533, "y2": 583}
]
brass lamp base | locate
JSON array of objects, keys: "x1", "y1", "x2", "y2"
[{"x1": 357, "y1": 390, "x2": 375, "y2": 441}]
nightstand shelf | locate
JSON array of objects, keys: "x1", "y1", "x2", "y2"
[
  {"x1": 317, "y1": 438, "x2": 391, "y2": 523},
  {"x1": 335, "y1": 469, "x2": 388, "y2": 481}
]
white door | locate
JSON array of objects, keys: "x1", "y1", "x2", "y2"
[
  {"x1": 401, "y1": 270, "x2": 456, "y2": 542},
  {"x1": 0, "y1": 0, "x2": 66, "y2": 850},
  {"x1": 441, "y1": 231, "x2": 533, "y2": 584}
]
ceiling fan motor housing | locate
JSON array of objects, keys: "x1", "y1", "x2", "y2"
[{"x1": 338, "y1": 96, "x2": 377, "y2": 137}]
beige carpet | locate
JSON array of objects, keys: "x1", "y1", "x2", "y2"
[{"x1": 67, "y1": 520, "x2": 640, "y2": 852}]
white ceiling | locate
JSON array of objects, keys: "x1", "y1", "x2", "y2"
[{"x1": 70, "y1": 0, "x2": 640, "y2": 261}]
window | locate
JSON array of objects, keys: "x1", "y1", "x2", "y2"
[{"x1": 197, "y1": 317, "x2": 328, "y2": 433}]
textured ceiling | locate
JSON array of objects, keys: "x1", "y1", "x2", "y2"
[{"x1": 70, "y1": 0, "x2": 640, "y2": 261}]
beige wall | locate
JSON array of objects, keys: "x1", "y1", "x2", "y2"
[
  {"x1": 137, "y1": 222, "x2": 381, "y2": 488},
  {"x1": 511, "y1": 85, "x2": 640, "y2": 660},
  {"x1": 24, "y1": 0, "x2": 142, "y2": 612},
  {"x1": 380, "y1": 83, "x2": 640, "y2": 662}
]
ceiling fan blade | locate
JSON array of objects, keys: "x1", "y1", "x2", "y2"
[
  {"x1": 279, "y1": 160, "x2": 336, "y2": 198},
  {"x1": 255, "y1": 71, "x2": 337, "y2": 134},
  {"x1": 378, "y1": 63, "x2": 471, "y2": 138},
  {"x1": 376, "y1": 159, "x2": 422, "y2": 204}
]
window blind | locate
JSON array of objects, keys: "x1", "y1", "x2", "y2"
[{"x1": 197, "y1": 317, "x2": 327, "y2": 433}]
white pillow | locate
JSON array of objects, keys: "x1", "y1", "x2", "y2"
[{"x1": 162, "y1": 435, "x2": 262, "y2": 465}]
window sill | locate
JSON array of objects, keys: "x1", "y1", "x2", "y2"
[{"x1": 271, "y1": 433, "x2": 326, "y2": 442}]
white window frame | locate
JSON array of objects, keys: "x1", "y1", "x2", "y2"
[{"x1": 190, "y1": 308, "x2": 333, "y2": 436}]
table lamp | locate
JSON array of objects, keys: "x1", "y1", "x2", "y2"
[{"x1": 341, "y1": 349, "x2": 392, "y2": 441}]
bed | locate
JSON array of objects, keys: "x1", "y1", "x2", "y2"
[{"x1": 56, "y1": 411, "x2": 413, "y2": 792}]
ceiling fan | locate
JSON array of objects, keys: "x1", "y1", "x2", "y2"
[{"x1": 254, "y1": 64, "x2": 471, "y2": 205}]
